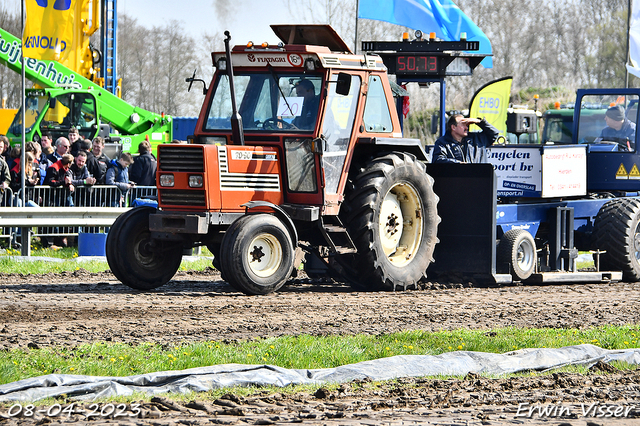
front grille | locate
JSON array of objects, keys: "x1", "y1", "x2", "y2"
[
  {"x1": 158, "y1": 145, "x2": 204, "y2": 172},
  {"x1": 159, "y1": 189, "x2": 206, "y2": 206},
  {"x1": 218, "y1": 147, "x2": 281, "y2": 192}
]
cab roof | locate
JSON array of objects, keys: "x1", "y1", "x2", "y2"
[{"x1": 270, "y1": 24, "x2": 352, "y2": 54}]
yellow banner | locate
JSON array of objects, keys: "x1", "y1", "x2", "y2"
[
  {"x1": 23, "y1": 0, "x2": 75, "y2": 61},
  {"x1": 469, "y1": 77, "x2": 512, "y2": 135}
]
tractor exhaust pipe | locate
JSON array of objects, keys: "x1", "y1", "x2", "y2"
[{"x1": 224, "y1": 31, "x2": 245, "y2": 146}]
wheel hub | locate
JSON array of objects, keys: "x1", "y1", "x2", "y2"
[
  {"x1": 516, "y1": 240, "x2": 535, "y2": 271},
  {"x1": 250, "y1": 245, "x2": 266, "y2": 263},
  {"x1": 378, "y1": 183, "x2": 424, "y2": 267},
  {"x1": 247, "y1": 233, "x2": 283, "y2": 278}
]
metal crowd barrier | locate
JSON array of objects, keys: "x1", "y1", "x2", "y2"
[
  {"x1": 16, "y1": 185, "x2": 157, "y2": 208},
  {"x1": 0, "y1": 186, "x2": 157, "y2": 251},
  {"x1": 0, "y1": 207, "x2": 130, "y2": 256}
]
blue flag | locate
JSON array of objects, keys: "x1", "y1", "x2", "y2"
[{"x1": 358, "y1": 0, "x2": 492, "y2": 68}]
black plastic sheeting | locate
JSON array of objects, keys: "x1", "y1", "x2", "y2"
[{"x1": 2, "y1": 344, "x2": 639, "y2": 402}]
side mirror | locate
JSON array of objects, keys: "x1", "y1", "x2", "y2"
[
  {"x1": 430, "y1": 113, "x2": 439, "y2": 134},
  {"x1": 336, "y1": 73, "x2": 351, "y2": 96},
  {"x1": 48, "y1": 97, "x2": 57, "y2": 109}
]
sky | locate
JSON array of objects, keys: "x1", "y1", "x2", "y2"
[{"x1": 118, "y1": 0, "x2": 299, "y2": 45}]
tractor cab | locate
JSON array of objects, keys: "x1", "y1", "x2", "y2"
[{"x1": 184, "y1": 25, "x2": 395, "y2": 214}]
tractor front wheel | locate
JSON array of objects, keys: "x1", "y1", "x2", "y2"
[{"x1": 220, "y1": 214, "x2": 295, "y2": 295}]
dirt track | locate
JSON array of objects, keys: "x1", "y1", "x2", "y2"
[{"x1": 1, "y1": 269, "x2": 640, "y2": 425}]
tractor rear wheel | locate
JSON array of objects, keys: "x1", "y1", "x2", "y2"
[
  {"x1": 496, "y1": 229, "x2": 537, "y2": 281},
  {"x1": 108, "y1": 207, "x2": 183, "y2": 290},
  {"x1": 592, "y1": 198, "x2": 640, "y2": 281},
  {"x1": 340, "y1": 152, "x2": 439, "y2": 291},
  {"x1": 220, "y1": 214, "x2": 294, "y2": 295}
]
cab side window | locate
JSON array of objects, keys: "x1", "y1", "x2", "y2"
[{"x1": 363, "y1": 75, "x2": 393, "y2": 133}]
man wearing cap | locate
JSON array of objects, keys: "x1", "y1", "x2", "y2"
[
  {"x1": 597, "y1": 105, "x2": 636, "y2": 149},
  {"x1": 292, "y1": 80, "x2": 319, "y2": 130},
  {"x1": 432, "y1": 113, "x2": 500, "y2": 163}
]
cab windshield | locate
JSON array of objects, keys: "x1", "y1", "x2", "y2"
[
  {"x1": 8, "y1": 93, "x2": 47, "y2": 135},
  {"x1": 576, "y1": 94, "x2": 638, "y2": 152},
  {"x1": 205, "y1": 72, "x2": 322, "y2": 132}
]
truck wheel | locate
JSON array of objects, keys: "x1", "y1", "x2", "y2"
[
  {"x1": 340, "y1": 152, "x2": 439, "y2": 291},
  {"x1": 110, "y1": 207, "x2": 183, "y2": 290},
  {"x1": 497, "y1": 229, "x2": 537, "y2": 281},
  {"x1": 220, "y1": 214, "x2": 294, "y2": 295},
  {"x1": 592, "y1": 198, "x2": 640, "y2": 281}
]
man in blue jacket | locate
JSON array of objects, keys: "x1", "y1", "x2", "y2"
[
  {"x1": 597, "y1": 105, "x2": 636, "y2": 150},
  {"x1": 106, "y1": 152, "x2": 134, "y2": 207},
  {"x1": 432, "y1": 114, "x2": 500, "y2": 163}
]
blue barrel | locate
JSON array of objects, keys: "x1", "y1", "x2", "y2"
[{"x1": 78, "y1": 233, "x2": 108, "y2": 257}]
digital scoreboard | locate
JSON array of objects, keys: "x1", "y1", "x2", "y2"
[
  {"x1": 395, "y1": 55, "x2": 441, "y2": 75},
  {"x1": 361, "y1": 39, "x2": 485, "y2": 78}
]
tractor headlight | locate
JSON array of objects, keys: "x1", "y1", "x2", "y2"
[
  {"x1": 159, "y1": 174, "x2": 175, "y2": 187},
  {"x1": 188, "y1": 175, "x2": 203, "y2": 188}
]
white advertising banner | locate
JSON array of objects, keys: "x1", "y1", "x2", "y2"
[
  {"x1": 541, "y1": 146, "x2": 587, "y2": 197},
  {"x1": 487, "y1": 147, "x2": 542, "y2": 197},
  {"x1": 487, "y1": 146, "x2": 587, "y2": 198}
]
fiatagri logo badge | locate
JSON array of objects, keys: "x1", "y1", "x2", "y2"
[{"x1": 244, "y1": 53, "x2": 303, "y2": 67}]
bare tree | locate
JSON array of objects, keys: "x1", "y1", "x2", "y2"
[
  {"x1": 0, "y1": 3, "x2": 23, "y2": 109},
  {"x1": 0, "y1": 0, "x2": 635, "y2": 120}
]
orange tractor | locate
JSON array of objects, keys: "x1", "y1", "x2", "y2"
[{"x1": 107, "y1": 25, "x2": 447, "y2": 294}]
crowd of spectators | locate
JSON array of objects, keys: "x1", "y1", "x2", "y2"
[
  {"x1": 0, "y1": 130, "x2": 158, "y2": 208},
  {"x1": 0, "y1": 131, "x2": 159, "y2": 248}
]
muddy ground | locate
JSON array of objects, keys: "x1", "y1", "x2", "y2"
[{"x1": 1, "y1": 269, "x2": 640, "y2": 425}]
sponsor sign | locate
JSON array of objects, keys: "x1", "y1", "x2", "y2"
[
  {"x1": 487, "y1": 147, "x2": 541, "y2": 197},
  {"x1": 24, "y1": 0, "x2": 75, "y2": 61},
  {"x1": 541, "y1": 146, "x2": 587, "y2": 197},
  {"x1": 487, "y1": 145, "x2": 587, "y2": 198}
]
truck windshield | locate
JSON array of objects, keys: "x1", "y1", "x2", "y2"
[
  {"x1": 205, "y1": 72, "x2": 323, "y2": 132},
  {"x1": 8, "y1": 94, "x2": 48, "y2": 136},
  {"x1": 576, "y1": 94, "x2": 638, "y2": 152}
]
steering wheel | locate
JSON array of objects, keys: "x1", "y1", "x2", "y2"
[
  {"x1": 600, "y1": 137, "x2": 632, "y2": 152},
  {"x1": 263, "y1": 117, "x2": 295, "y2": 130}
]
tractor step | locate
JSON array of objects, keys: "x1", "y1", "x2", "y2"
[{"x1": 319, "y1": 217, "x2": 357, "y2": 254}]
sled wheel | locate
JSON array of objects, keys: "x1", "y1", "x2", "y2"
[{"x1": 497, "y1": 229, "x2": 537, "y2": 281}]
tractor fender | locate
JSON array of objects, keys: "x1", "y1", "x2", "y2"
[
  {"x1": 241, "y1": 201, "x2": 299, "y2": 247},
  {"x1": 355, "y1": 137, "x2": 429, "y2": 162}
]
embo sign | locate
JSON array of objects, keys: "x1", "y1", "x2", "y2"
[{"x1": 487, "y1": 145, "x2": 587, "y2": 198}]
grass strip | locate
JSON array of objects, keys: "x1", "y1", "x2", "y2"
[
  {"x1": 1, "y1": 326, "x2": 638, "y2": 386},
  {"x1": 0, "y1": 247, "x2": 214, "y2": 274}
]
